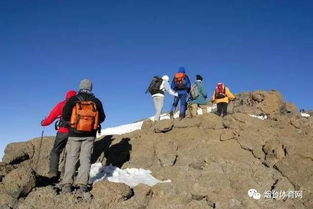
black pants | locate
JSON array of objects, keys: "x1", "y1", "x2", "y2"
[
  {"x1": 49, "y1": 132, "x2": 69, "y2": 174},
  {"x1": 217, "y1": 102, "x2": 228, "y2": 117}
]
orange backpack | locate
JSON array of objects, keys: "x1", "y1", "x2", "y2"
[
  {"x1": 174, "y1": 73, "x2": 186, "y2": 89},
  {"x1": 70, "y1": 99, "x2": 99, "y2": 132}
]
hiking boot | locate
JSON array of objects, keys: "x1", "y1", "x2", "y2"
[
  {"x1": 62, "y1": 184, "x2": 72, "y2": 193},
  {"x1": 76, "y1": 184, "x2": 88, "y2": 195},
  {"x1": 169, "y1": 112, "x2": 174, "y2": 119}
]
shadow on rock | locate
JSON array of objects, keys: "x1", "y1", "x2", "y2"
[{"x1": 105, "y1": 138, "x2": 132, "y2": 168}]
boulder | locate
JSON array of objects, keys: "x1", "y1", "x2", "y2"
[
  {"x1": 2, "y1": 142, "x2": 34, "y2": 164},
  {"x1": 91, "y1": 181, "x2": 133, "y2": 208},
  {"x1": 3, "y1": 166, "x2": 36, "y2": 198},
  {"x1": 154, "y1": 120, "x2": 174, "y2": 133},
  {"x1": 0, "y1": 183, "x2": 17, "y2": 209},
  {"x1": 141, "y1": 119, "x2": 154, "y2": 130}
]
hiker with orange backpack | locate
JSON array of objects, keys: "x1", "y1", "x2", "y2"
[
  {"x1": 170, "y1": 67, "x2": 191, "y2": 120},
  {"x1": 41, "y1": 90, "x2": 77, "y2": 178},
  {"x1": 61, "y1": 79, "x2": 105, "y2": 194},
  {"x1": 211, "y1": 82, "x2": 235, "y2": 117}
]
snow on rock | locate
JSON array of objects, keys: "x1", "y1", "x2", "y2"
[
  {"x1": 90, "y1": 163, "x2": 171, "y2": 187},
  {"x1": 98, "y1": 121, "x2": 143, "y2": 137},
  {"x1": 301, "y1": 113, "x2": 310, "y2": 118},
  {"x1": 249, "y1": 114, "x2": 268, "y2": 120}
]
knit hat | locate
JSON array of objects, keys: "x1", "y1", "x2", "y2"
[
  {"x1": 178, "y1": 67, "x2": 186, "y2": 73},
  {"x1": 196, "y1": 75, "x2": 203, "y2": 81},
  {"x1": 162, "y1": 75, "x2": 169, "y2": 81},
  {"x1": 79, "y1": 79, "x2": 93, "y2": 91}
]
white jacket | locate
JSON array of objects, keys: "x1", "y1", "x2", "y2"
[{"x1": 152, "y1": 80, "x2": 178, "y2": 97}]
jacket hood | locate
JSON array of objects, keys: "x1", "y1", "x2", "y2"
[
  {"x1": 178, "y1": 67, "x2": 186, "y2": 73},
  {"x1": 65, "y1": 90, "x2": 77, "y2": 99}
]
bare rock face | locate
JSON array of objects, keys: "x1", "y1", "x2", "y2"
[
  {"x1": 91, "y1": 181, "x2": 133, "y2": 208},
  {"x1": 0, "y1": 183, "x2": 17, "y2": 209},
  {"x1": 2, "y1": 142, "x2": 34, "y2": 164},
  {"x1": 141, "y1": 119, "x2": 154, "y2": 130},
  {"x1": 154, "y1": 119, "x2": 174, "y2": 133},
  {"x1": 1, "y1": 90, "x2": 312, "y2": 209},
  {"x1": 3, "y1": 165, "x2": 36, "y2": 199}
]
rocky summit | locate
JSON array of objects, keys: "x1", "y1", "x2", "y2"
[{"x1": 1, "y1": 90, "x2": 313, "y2": 209}]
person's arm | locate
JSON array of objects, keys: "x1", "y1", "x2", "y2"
[
  {"x1": 164, "y1": 81, "x2": 178, "y2": 97},
  {"x1": 62, "y1": 97, "x2": 76, "y2": 121},
  {"x1": 96, "y1": 99, "x2": 106, "y2": 123},
  {"x1": 200, "y1": 83, "x2": 207, "y2": 98},
  {"x1": 41, "y1": 101, "x2": 63, "y2": 126},
  {"x1": 171, "y1": 78, "x2": 176, "y2": 90},
  {"x1": 226, "y1": 87, "x2": 236, "y2": 100},
  {"x1": 186, "y1": 76, "x2": 191, "y2": 92}
]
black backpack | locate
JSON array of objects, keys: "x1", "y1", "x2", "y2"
[{"x1": 146, "y1": 76, "x2": 163, "y2": 95}]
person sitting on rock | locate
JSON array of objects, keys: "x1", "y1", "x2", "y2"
[
  {"x1": 41, "y1": 90, "x2": 77, "y2": 179},
  {"x1": 187, "y1": 75, "x2": 208, "y2": 117},
  {"x1": 211, "y1": 82, "x2": 235, "y2": 117}
]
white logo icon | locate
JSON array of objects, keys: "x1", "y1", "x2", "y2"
[{"x1": 248, "y1": 189, "x2": 261, "y2": 200}]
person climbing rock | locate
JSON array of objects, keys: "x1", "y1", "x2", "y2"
[
  {"x1": 187, "y1": 75, "x2": 208, "y2": 117},
  {"x1": 211, "y1": 82, "x2": 235, "y2": 117},
  {"x1": 61, "y1": 79, "x2": 105, "y2": 194},
  {"x1": 170, "y1": 67, "x2": 191, "y2": 120},
  {"x1": 146, "y1": 75, "x2": 178, "y2": 121},
  {"x1": 41, "y1": 90, "x2": 77, "y2": 179}
]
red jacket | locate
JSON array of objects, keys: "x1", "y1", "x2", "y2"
[{"x1": 41, "y1": 90, "x2": 77, "y2": 133}]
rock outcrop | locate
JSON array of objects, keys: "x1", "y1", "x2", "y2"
[{"x1": 1, "y1": 90, "x2": 312, "y2": 209}]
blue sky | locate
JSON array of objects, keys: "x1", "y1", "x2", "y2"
[{"x1": 0, "y1": 0, "x2": 313, "y2": 158}]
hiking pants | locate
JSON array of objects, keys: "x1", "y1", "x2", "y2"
[
  {"x1": 49, "y1": 132, "x2": 69, "y2": 174},
  {"x1": 171, "y1": 94, "x2": 188, "y2": 117},
  {"x1": 62, "y1": 136, "x2": 95, "y2": 186},
  {"x1": 217, "y1": 102, "x2": 228, "y2": 117},
  {"x1": 153, "y1": 96, "x2": 165, "y2": 121}
]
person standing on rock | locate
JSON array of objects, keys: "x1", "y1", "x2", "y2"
[
  {"x1": 170, "y1": 67, "x2": 191, "y2": 120},
  {"x1": 61, "y1": 79, "x2": 105, "y2": 194},
  {"x1": 41, "y1": 90, "x2": 77, "y2": 178},
  {"x1": 147, "y1": 75, "x2": 178, "y2": 121},
  {"x1": 187, "y1": 75, "x2": 208, "y2": 117},
  {"x1": 211, "y1": 82, "x2": 235, "y2": 117}
]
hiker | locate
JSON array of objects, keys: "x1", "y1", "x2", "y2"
[
  {"x1": 147, "y1": 75, "x2": 178, "y2": 121},
  {"x1": 211, "y1": 82, "x2": 235, "y2": 117},
  {"x1": 41, "y1": 90, "x2": 77, "y2": 178},
  {"x1": 187, "y1": 75, "x2": 208, "y2": 117},
  {"x1": 170, "y1": 67, "x2": 191, "y2": 120},
  {"x1": 61, "y1": 79, "x2": 105, "y2": 194}
]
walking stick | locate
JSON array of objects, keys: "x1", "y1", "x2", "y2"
[{"x1": 35, "y1": 127, "x2": 45, "y2": 172}]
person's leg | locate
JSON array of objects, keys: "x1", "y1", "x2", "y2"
[
  {"x1": 76, "y1": 137, "x2": 95, "y2": 187},
  {"x1": 222, "y1": 103, "x2": 228, "y2": 117},
  {"x1": 200, "y1": 105, "x2": 208, "y2": 115},
  {"x1": 179, "y1": 94, "x2": 187, "y2": 118},
  {"x1": 190, "y1": 104, "x2": 198, "y2": 117},
  {"x1": 61, "y1": 137, "x2": 81, "y2": 185},
  {"x1": 49, "y1": 132, "x2": 68, "y2": 175},
  {"x1": 153, "y1": 96, "x2": 164, "y2": 121},
  {"x1": 170, "y1": 96, "x2": 179, "y2": 118},
  {"x1": 216, "y1": 103, "x2": 223, "y2": 116}
]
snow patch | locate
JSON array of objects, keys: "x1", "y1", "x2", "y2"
[
  {"x1": 90, "y1": 163, "x2": 171, "y2": 187},
  {"x1": 301, "y1": 113, "x2": 310, "y2": 118},
  {"x1": 249, "y1": 114, "x2": 268, "y2": 120}
]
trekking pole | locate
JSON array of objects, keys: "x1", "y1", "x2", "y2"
[{"x1": 35, "y1": 127, "x2": 45, "y2": 172}]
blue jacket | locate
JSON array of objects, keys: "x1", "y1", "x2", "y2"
[
  {"x1": 188, "y1": 80, "x2": 208, "y2": 105},
  {"x1": 171, "y1": 67, "x2": 191, "y2": 95}
]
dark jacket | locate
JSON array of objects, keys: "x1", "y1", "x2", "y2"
[{"x1": 62, "y1": 91, "x2": 106, "y2": 137}]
